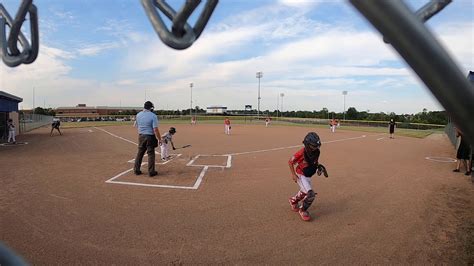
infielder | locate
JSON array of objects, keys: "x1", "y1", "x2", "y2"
[
  {"x1": 288, "y1": 132, "x2": 328, "y2": 221},
  {"x1": 160, "y1": 127, "x2": 176, "y2": 161},
  {"x1": 224, "y1": 117, "x2": 231, "y2": 135},
  {"x1": 265, "y1": 117, "x2": 270, "y2": 127}
]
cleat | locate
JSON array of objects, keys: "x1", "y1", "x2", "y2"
[
  {"x1": 149, "y1": 171, "x2": 158, "y2": 177},
  {"x1": 298, "y1": 209, "x2": 311, "y2": 221},
  {"x1": 134, "y1": 170, "x2": 142, "y2": 175},
  {"x1": 288, "y1": 198, "x2": 299, "y2": 212}
]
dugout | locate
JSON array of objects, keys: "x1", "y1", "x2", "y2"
[{"x1": 0, "y1": 91, "x2": 23, "y2": 142}]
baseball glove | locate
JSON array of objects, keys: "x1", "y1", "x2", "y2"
[{"x1": 316, "y1": 164, "x2": 329, "y2": 177}]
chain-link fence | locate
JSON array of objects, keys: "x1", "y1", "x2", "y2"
[
  {"x1": 19, "y1": 113, "x2": 52, "y2": 133},
  {"x1": 444, "y1": 121, "x2": 457, "y2": 147}
]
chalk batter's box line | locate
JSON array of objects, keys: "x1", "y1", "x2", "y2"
[
  {"x1": 127, "y1": 154, "x2": 182, "y2": 165},
  {"x1": 186, "y1": 154, "x2": 232, "y2": 168},
  {"x1": 105, "y1": 166, "x2": 209, "y2": 190}
]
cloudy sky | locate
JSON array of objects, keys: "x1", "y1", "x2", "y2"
[{"x1": 0, "y1": 0, "x2": 472, "y2": 114}]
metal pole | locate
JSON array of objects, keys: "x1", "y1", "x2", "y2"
[
  {"x1": 276, "y1": 93, "x2": 279, "y2": 118},
  {"x1": 342, "y1": 91, "x2": 347, "y2": 120},
  {"x1": 280, "y1": 93, "x2": 284, "y2": 117},
  {"x1": 256, "y1": 72, "x2": 263, "y2": 121},
  {"x1": 190, "y1": 83, "x2": 193, "y2": 117}
]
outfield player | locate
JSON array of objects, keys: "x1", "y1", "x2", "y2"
[
  {"x1": 288, "y1": 132, "x2": 323, "y2": 221},
  {"x1": 191, "y1": 116, "x2": 196, "y2": 125},
  {"x1": 224, "y1": 117, "x2": 231, "y2": 135},
  {"x1": 161, "y1": 127, "x2": 176, "y2": 161},
  {"x1": 330, "y1": 119, "x2": 336, "y2": 133},
  {"x1": 389, "y1": 119, "x2": 396, "y2": 139},
  {"x1": 265, "y1": 117, "x2": 270, "y2": 127}
]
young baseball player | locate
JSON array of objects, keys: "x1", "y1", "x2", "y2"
[
  {"x1": 224, "y1": 117, "x2": 231, "y2": 135},
  {"x1": 265, "y1": 117, "x2": 270, "y2": 127},
  {"x1": 160, "y1": 127, "x2": 176, "y2": 161},
  {"x1": 50, "y1": 119, "x2": 62, "y2": 136},
  {"x1": 7, "y1": 119, "x2": 16, "y2": 144},
  {"x1": 330, "y1": 119, "x2": 336, "y2": 133},
  {"x1": 288, "y1": 132, "x2": 325, "y2": 221}
]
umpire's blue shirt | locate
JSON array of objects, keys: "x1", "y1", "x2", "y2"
[{"x1": 135, "y1": 109, "x2": 159, "y2": 135}]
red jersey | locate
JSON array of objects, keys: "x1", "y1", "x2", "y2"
[
  {"x1": 289, "y1": 147, "x2": 320, "y2": 175},
  {"x1": 224, "y1": 119, "x2": 231, "y2": 125}
]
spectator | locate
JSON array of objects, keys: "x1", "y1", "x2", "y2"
[{"x1": 453, "y1": 129, "x2": 471, "y2": 175}]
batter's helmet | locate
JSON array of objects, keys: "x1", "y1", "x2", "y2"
[
  {"x1": 169, "y1": 127, "x2": 176, "y2": 134},
  {"x1": 303, "y1": 132, "x2": 321, "y2": 150},
  {"x1": 144, "y1": 101, "x2": 154, "y2": 110}
]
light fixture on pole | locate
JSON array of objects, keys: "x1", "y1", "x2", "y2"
[
  {"x1": 256, "y1": 71, "x2": 263, "y2": 120},
  {"x1": 280, "y1": 93, "x2": 285, "y2": 117},
  {"x1": 342, "y1": 91, "x2": 348, "y2": 120},
  {"x1": 190, "y1": 83, "x2": 194, "y2": 117}
]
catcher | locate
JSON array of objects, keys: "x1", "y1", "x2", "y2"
[
  {"x1": 288, "y1": 132, "x2": 328, "y2": 221},
  {"x1": 160, "y1": 127, "x2": 176, "y2": 161}
]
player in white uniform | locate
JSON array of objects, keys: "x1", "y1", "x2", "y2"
[
  {"x1": 7, "y1": 119, "x2": 16, "y2": 144},
  {"x1": 160, "y1": 127, "x2": 176, "y2": 161},
  {"x1": 224, "y1": 117, "x2": 231, "y2": 135}
]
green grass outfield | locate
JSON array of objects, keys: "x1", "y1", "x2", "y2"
[{"x1": 61, "y1": 119, "x2": 443, "y2": 139}]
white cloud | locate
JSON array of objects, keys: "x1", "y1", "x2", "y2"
[
  {"x1": 435, "y1": 22, "x2": 474, "y2": 73},
  {"x1": 77, "y1": 42, "x2": 120, "y2": 56}
]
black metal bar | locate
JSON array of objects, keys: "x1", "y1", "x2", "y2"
[
  {"x1": 172, "y1": 0, "x2": 200, "y2": 37},
  {"x1": 415, "y1": 0, "x2": 452, "y2": 22},
  {"x1": 7, "y1": 0, "x2": 32, "y2": 56},
  {"x1": 350, "y1": 0, "x2": 474, "y2": 146}
]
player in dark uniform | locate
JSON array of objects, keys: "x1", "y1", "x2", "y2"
[
  {"x1": 389, "y1": 119, "x2": 396, "y2": 139},
  {"x1": 50, "y1": 119, "x2": 62, "y2": 136}
]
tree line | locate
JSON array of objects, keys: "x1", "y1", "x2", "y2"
[{"x1": 26, "y1": 106, "x2": 448, "y2": 125}]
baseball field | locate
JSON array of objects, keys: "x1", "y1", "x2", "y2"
[{"x1": 1, "y1": 123, "x2": 473, "y2": 264}]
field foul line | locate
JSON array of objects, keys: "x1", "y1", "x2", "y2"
[
  {"x1": 223, "y1": 135, "x2": 368, "y2": 156},
  {"x1": 95, "y1": 127, "x2": 161, "y2": 154},
  {"x1": 106, "y1": 166, "x2": 209, "y2": 190},
  {"x1": 94, "y1": 127, "x2": 137, "y2": 146}
]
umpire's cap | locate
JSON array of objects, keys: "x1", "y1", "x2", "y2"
[{"x1": 144, "y1": 101, "x2": 154, "y2": 110}]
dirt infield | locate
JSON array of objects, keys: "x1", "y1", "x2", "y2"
[{"x1": 1, "y1": 124, "x2": 473, "y2": 264}]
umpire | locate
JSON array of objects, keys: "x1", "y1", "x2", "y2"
[{"x1": 134, "y1": 101, "x2": 162, "y2": 177}]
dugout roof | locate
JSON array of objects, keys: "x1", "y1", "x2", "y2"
[{"x1": 0, "y1": 91, "x2": 23, "y2": 112}]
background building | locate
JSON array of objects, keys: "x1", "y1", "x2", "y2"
[
  {"x1": 206, "y1": 105, "x2": 227, "y2": 114},
  {"x1": 55, "y1": 104, "x2": 141, "y2": 120}
]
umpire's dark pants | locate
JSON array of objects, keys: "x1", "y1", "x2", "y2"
[{"x1": 134, "y1": 134, "x2": 157, "y2": 174}]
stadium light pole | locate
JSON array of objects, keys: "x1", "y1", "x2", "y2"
[
  {"x1": 276, "y1": 93, "x2": 279, "y2": 118},
  {"x1": 280, "y1": 93, "x2": 285, "y2": 117},
  {"x1": 190, "y1": 83, "x2": 193, "y2": 117},
  {"x1": 256, "y1": 71, "x2": 263, "y2": 120},
  {"x1": 342, "y1": 90, "x2": 348, "y2": 120}
]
